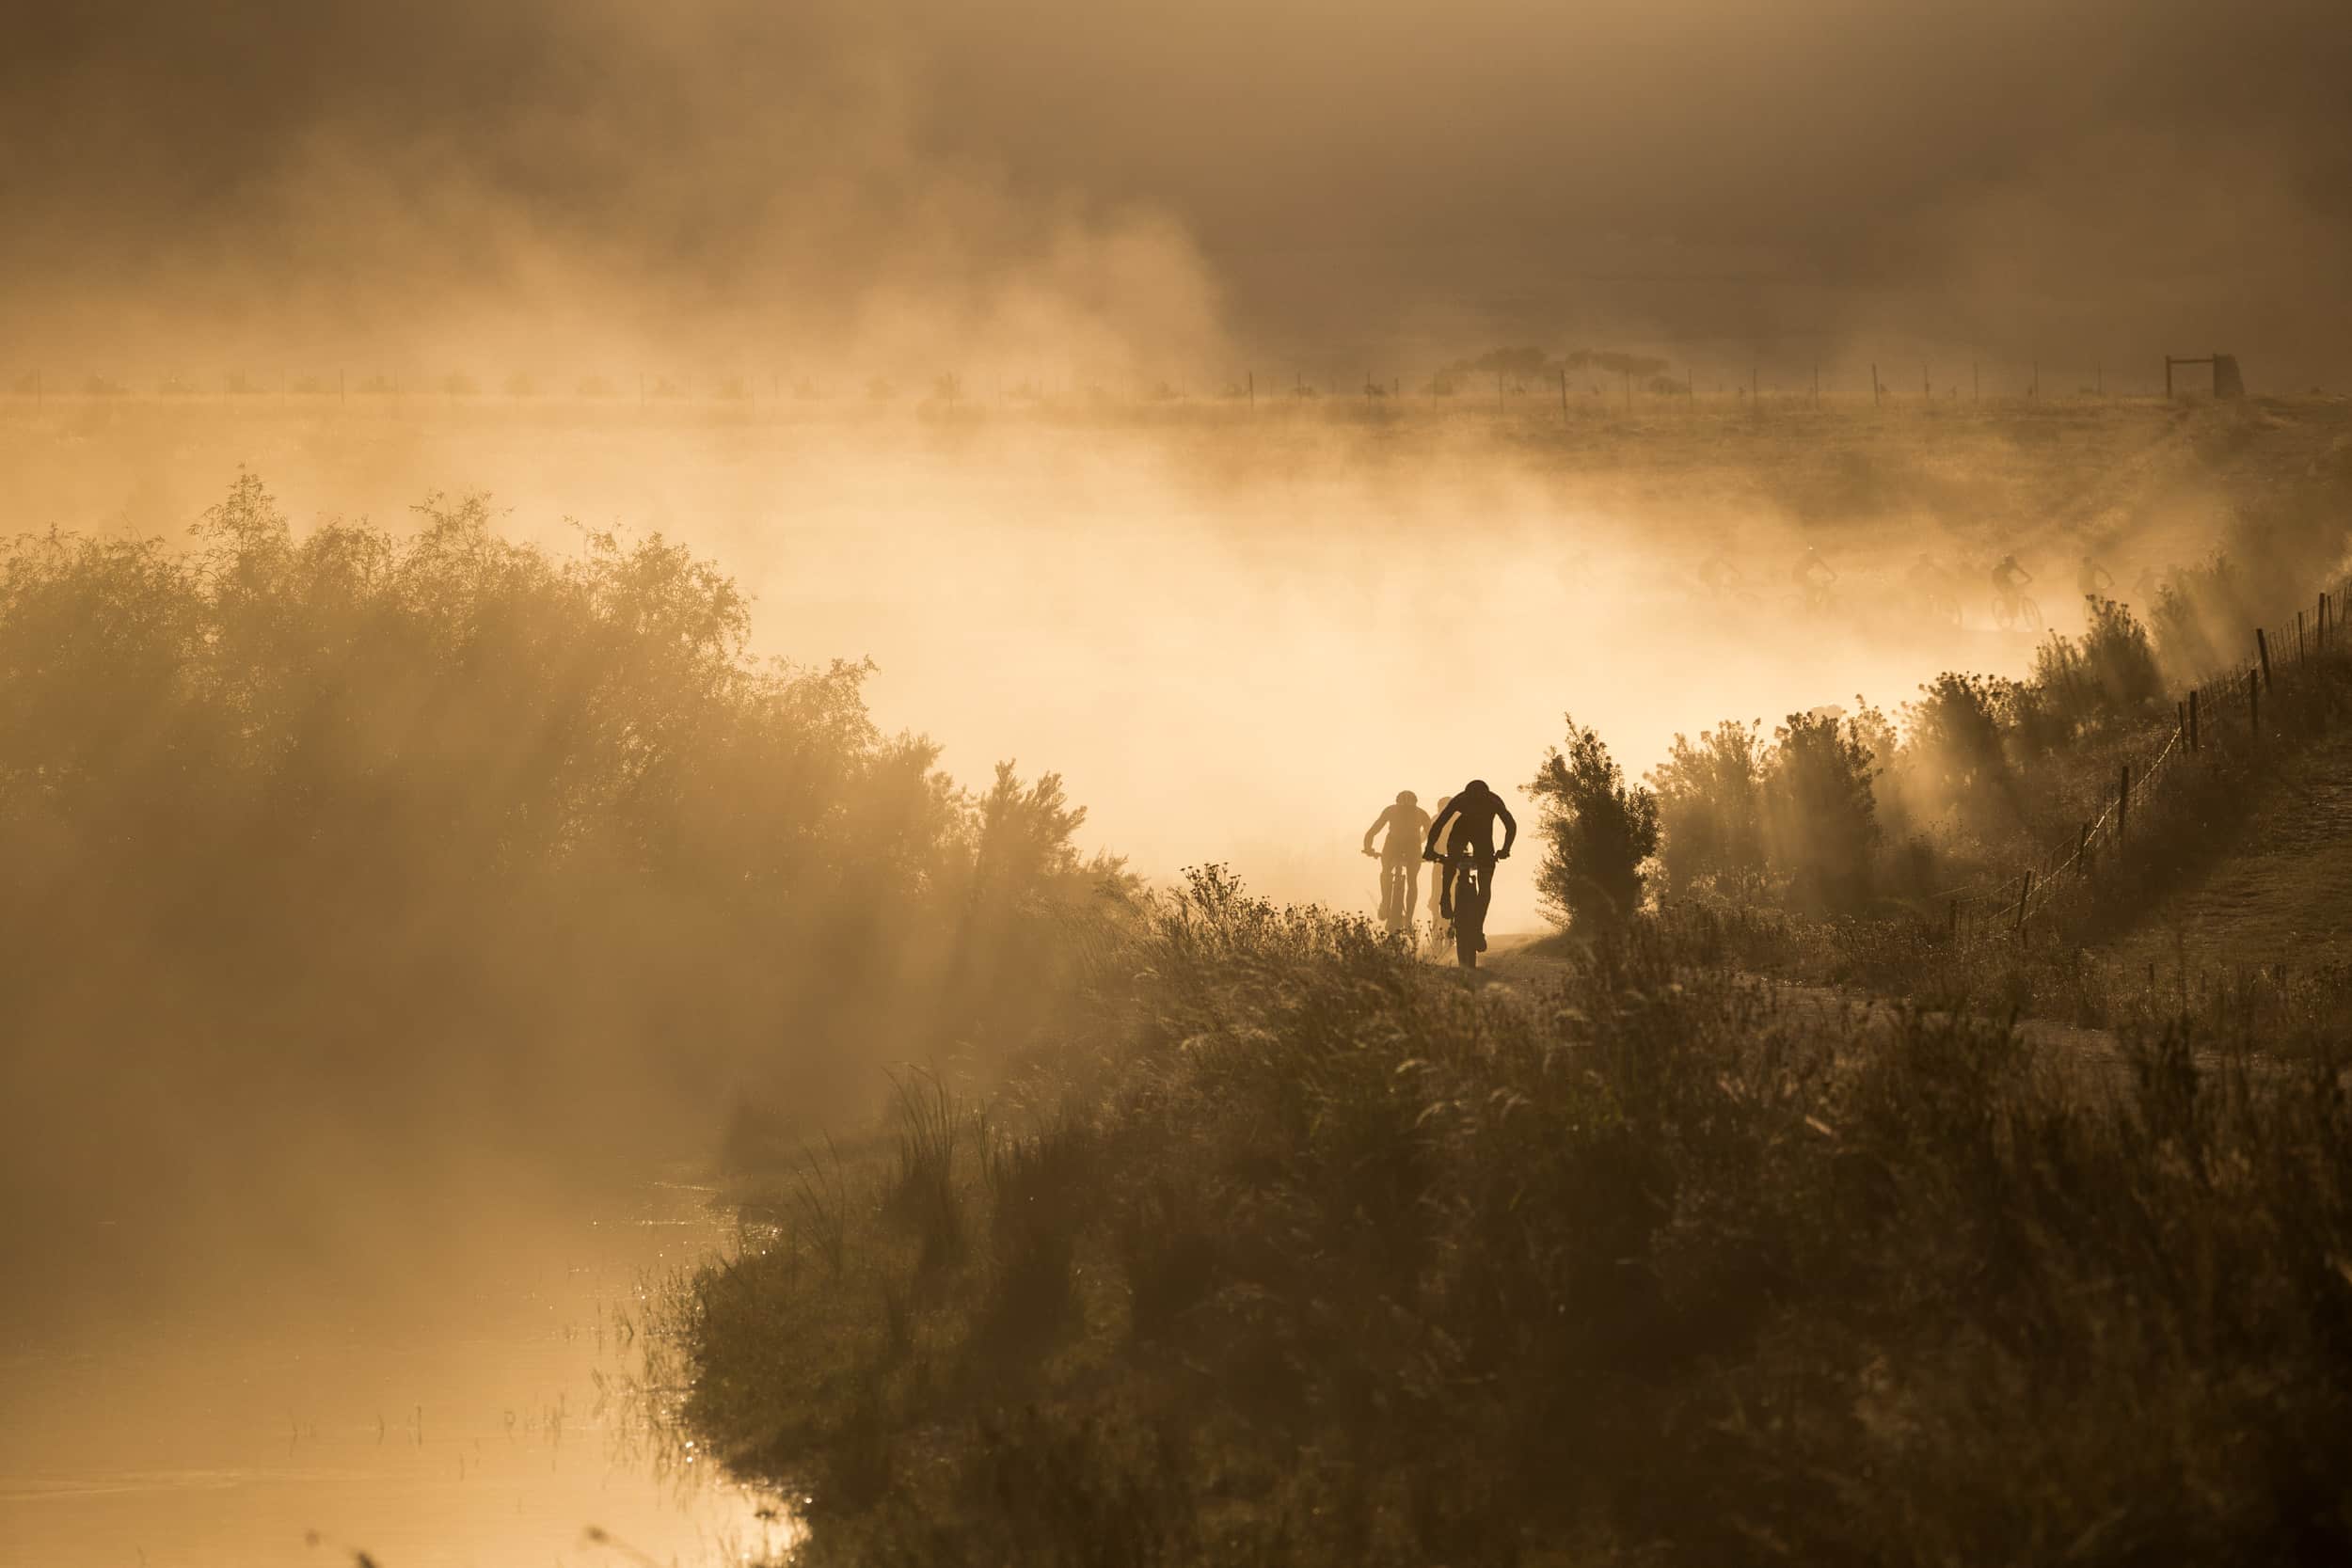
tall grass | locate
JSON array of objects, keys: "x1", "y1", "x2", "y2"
[{"x1": 682, "y1": 868, "x2": 2352, "y2": 1564}]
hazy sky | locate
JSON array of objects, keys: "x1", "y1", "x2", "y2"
[{"x1": 6, "y1": 0, "x2": 2349, "y2": 380}]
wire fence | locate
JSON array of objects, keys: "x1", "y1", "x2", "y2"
[
  {"x1": 0, "y1": 356, "x2": 2219, "y2": 417},
  {"x1": 1941, "y1": 578, "x2": 2352, "y2": 948}
]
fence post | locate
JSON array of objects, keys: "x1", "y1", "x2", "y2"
[
  {"x1": 2077, "y1": 820, "x2": 2091, "y2": 878},
  {"x1": 2257, "y1": 628, "x2": 2272, "y2": 692},
  {"x1": 2249, "y1": 668, "x2": 2261, "y2": 740},
  {"x1": 2014, "y1": 869, "x2": 2033, "y2": 939},
  {"x1": 2297, "y1": 610, "x2": 2306, "y2": 665},
  {"x1": 2188, "y1": 688, "x2": 2200, "y2": 752},
  {"x1": 2118, "y1": 764, "x2": 2131, "y2": 840}
]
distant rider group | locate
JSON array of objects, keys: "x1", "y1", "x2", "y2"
[{"x1": 1698, "y1": 543, "x2": 2137, "y2": 634}]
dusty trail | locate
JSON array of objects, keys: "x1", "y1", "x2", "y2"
[
  {"x1": 2106, "y1": 723, "x2": 2352, "y2": 978},
  {"x1": 1482, "y1": 932, "x2": 2126, "y2": 1067}
]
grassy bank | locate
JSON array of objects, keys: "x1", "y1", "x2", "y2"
[
  {"x1": 682, "y1": 869, "x2": 2352, "y2": 1564},
  {"x1": 1687, "y1": 639, "x2": 2352, "y2": 1038}
]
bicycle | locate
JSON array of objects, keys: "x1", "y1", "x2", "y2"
[
  {"x1": 1434, "y1": 851, "x2": 1499, "y2": 970},
  {"x1": 1368, "y1": 852, "x2": 1417, "y2": 936},
  {"x1": 1915, "y1": 587, "x2": 1963, "y2": 627},
  {"x1": 1991, "y1": 593, "x2": 2042, "y2": 632},
  {"x1": 1782, "y1": 582, "x2": 1838, "y2": 618}
]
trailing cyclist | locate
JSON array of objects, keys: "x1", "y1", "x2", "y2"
[
  {"x1": 1361, "y1": 789, "x2": 1433, "y2": 933},
  {"x1": 1790, "y1": 545, "x2": 1837, "y2": 614},
  {"x1": 1422, "y1": 780, "x2": 1517, "y2": 967},
  {"x1": 1905, "y1": 552, "x2": 1961, "y2": 626},
  {"x1": 1992, "y1": 552, "x2": 2035, "y2": 626},
  {"x1": 2075, "y1": 553, "x2": 2115, "y2": 602}
]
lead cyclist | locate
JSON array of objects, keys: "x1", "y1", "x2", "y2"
[{"x1": 1422, "y1": 780, "x2": 1517, "y2": 961}]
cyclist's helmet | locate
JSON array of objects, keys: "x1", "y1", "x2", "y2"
[
  {"x1": 1394, "y1": 789, "x2": 1418, "y2": 808},
  {"x1": 1463, "y1": 779, "x2": 1490, "y2": 797}
]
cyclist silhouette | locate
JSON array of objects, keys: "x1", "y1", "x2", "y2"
[
  {"x1": 1697, "y1": 547, "x2": 1745, "y2": 601},
  {"x1": 1790, "y1": 546, "x2": 1837, "y2": 614},
  {"x1": 1361, "y1": 790, "x2": 1433, "y2": 932},
  {"x1": 2075, "y1": 554, "x2": 2114, "y2": 601},
  {"x1": 1905, "y1": 552, "x2": 1960, "y2": 624},
  {"x1": 1992, "y1": 553, "x2": 2034, "y2": 625},
  {"x1": 1423, "y1": 780, "x2": 1517, "y2": 960}
]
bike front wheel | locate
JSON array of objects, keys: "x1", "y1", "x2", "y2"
[{"x1": 1453, "y1": 864, "x2": 1488, "y2": 969}]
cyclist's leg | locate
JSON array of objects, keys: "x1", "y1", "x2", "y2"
[{"x1": 1399, "y1": 857, "x2": 1421, "y2": 926}]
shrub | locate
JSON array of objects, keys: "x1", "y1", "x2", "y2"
[
  {"x1": 1896, "y1": 671, "x2": 2023, "y2": 835},
  {"x1": 1528, "y1": 714, "x2": 1661, "y2": 928},
  {"x1": 1762, "y1": 708, "x2": 1880, "y2": 911},
  {"x1": 1645, "y1": 720, "x2": 1767, "y2": 898},
  {"x1": 2029, "y1": 599, "x2": 2166, "y2": 736}
]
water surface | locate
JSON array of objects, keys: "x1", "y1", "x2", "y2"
[{"x1": 1, "y1": 1179, "x2": 789, "y2": 1568}]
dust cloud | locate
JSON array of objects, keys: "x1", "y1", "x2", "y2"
[{"x1": 8, "y1": 0, "x2": 2346, "y2": 1217}]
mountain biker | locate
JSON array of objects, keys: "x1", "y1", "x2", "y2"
[
  {"x1": 1422, "y1": 780, "x2": 1517, "y2": 958},
  {"x1": 2075, "y1": 554, "x2": 2115, "y2": 601},
  {"x1": 1361, "y1": 789, "x2": 1433, "y2": 930},
  {"x1": 1992, "y1": 553, "x2": 2033, "y2": 623},
  {"x1": 1790, "y1": 546, "x2": 1837, "y2": 613},
  {"x1": 1698, "y1": 547, "x2": 1745, "y2": 600},
  {"x1": 1905, "y1": 553, "x2": 1959, "y2": 622}
]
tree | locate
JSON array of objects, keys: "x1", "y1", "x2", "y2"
[{"x1": 1528, "y1": 716, "x2": 1661, "y2": 929}]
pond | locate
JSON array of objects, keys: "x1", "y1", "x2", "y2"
[{"x1": 0, "y1": 1178, "x2": 793, "y2": 1568}]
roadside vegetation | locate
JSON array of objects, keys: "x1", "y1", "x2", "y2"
[
  {"x1": 0, "y1": 473, "x2": 1119, "y2": 1259},
  {"x1": 684, "y1": 866, "x2": 2352, "y2": 1564}
]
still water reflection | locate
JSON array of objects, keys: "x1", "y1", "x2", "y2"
[{"x1": 0, "y1": 1180, "x2": 790, "y2": 1568}]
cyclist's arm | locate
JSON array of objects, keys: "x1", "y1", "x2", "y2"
[
  {"x1": 1362, "y1": 805, "x2": 1393, "y2": 854},
  {"x1": 1496, "y1": 801, "x2": 1518, "y2": 857},
  {"x1": 1423, "y1": 800, "x2": 1462, "y2": 859}
]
